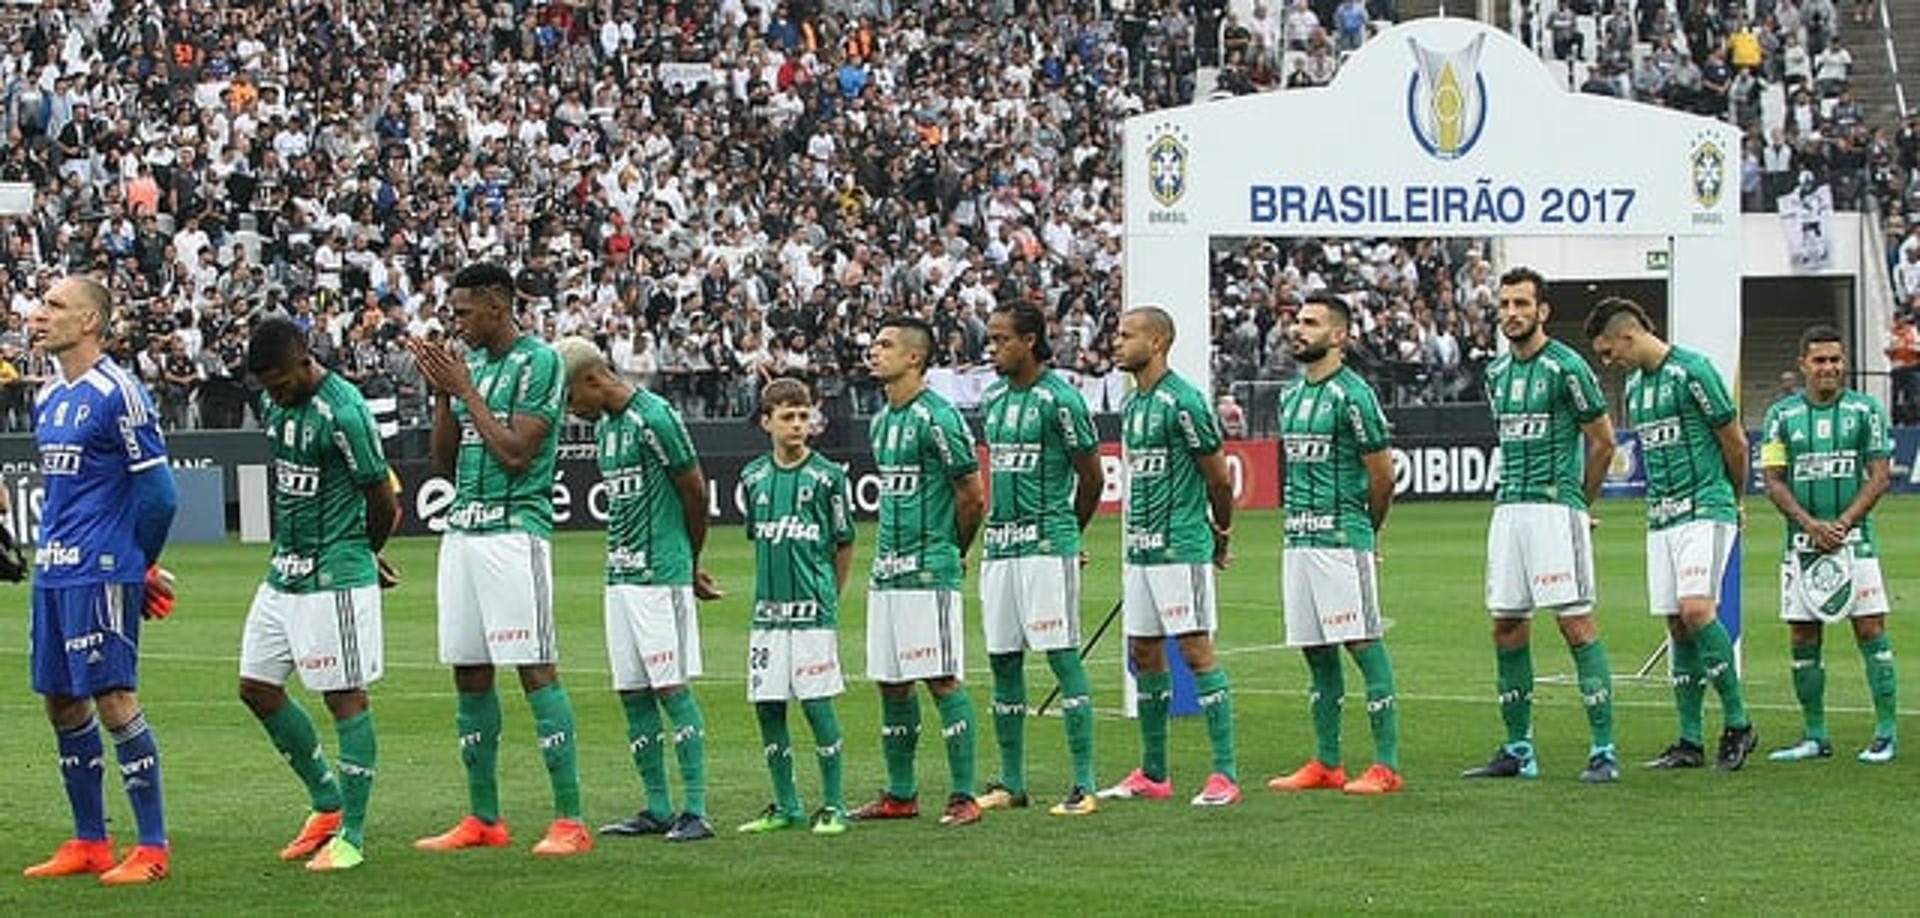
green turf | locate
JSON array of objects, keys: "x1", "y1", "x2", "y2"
[{"x1": 0, "y1": 497, "x2": 1913, "y2": 914}]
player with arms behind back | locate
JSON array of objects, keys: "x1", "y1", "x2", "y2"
[
  {"x1": 1760, "y1": 326, "x2": 1898, "y2": 764},
  {"x1": 1099, "y1": 305, "x2": 1241, "y2": 807},
  {"x1": 1462, "y1": 268, "x2": 1621, "y2": 784},
  {"x1": 238, "y1": 318, "x2": 398, "y2": 872},
  {"x1": 22, "y1": 275, "x2": 179, "y2": 885},
  {"x1": 1585, "y1": 297, "x2": 1758, "y2": 771},
  {"x1": 736, "y1": 378, "x2": 857, "y2": 836},
  {"x1": 975, "y1": 301, "x2": 1106, "y2": 817}
]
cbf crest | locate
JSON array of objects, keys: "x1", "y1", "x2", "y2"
[
  {"x1": 1405, "y1": 34, "x2": 1488, "y2": 161},
  {"x1": 1689, "y1": 133, "x2": 1725, "y2": 208},
  {"x1": 1145, "y1": 124, "x2": 1190, "y2": 208}
]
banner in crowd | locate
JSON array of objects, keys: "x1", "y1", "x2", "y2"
[{"x1": 1777, "y1": 182, "x2": 1835, "y2": 273}]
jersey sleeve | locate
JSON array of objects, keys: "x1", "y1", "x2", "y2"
[
  {"x1": 117, "y1": 378, "x2": 168, "y2": 473},
  {"x1": 332, "y1": 396, "x2": 391, "y2": 486},
  {"x1": 1757, "y1": 401, "x2": 1789, "y2": 469},
  {"x1": 1865, "y1": 397, "x2": 1893, "y2": 460},
  {"x1": 1561, "y1": 356, "x2": 1607, "y2": 423},
  {"x1": 644, "y1": 401, "x2": 699, "y2": 475},
  {"x1": 515, "y1": 346, "x2": 566, "y2": 425},
  {"x1": 1175, "y1": 388, "x2": 1223, "y2": 456},
  {"x1": 827, "y1": 465, "x2": 855, "y2": 546},
  {"x1": 1685, "y1": 357, "x2": 1737, "y2": 427},
  {"x1": 1053, "y1": 387, "x2": 1097, "y2": 456},
  {"x1": 1345, "y1": 382, "x2": 1391, "y2": 455},
  {"x1": 927, "y1": 405, "x2": 980, "y2": 479}
]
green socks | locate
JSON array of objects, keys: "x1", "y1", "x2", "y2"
[
  {"x1": 989, "y1": 653, "x2": 1028, "y2": 796},
  {"x1": 1135, "y1": 671, "x2": 1172, "y2": 782},
  {"x1": 1193, "y1": 668, "x2": 1237, "y2": 782},
  {"x1": 660, "y1": 689, "x2": 707, "y2": 818},
  {"x1": 621, "y1": 691, "x2": 674, "y2": 818},
  {"x1": 880, "y1": 693, "x2": 921, "y2": 799},
  {"x1": 260, "y1": 698, "x2": 343, "y2": 813},
  {"x1": 1304, "y1": 646, "x2": 1344, "y2": 767},
  {"x1": 1669, "y1": 633, "x2": 1708, "y2": 745},
  {"x1": 802, "y1": 699, "x2": 845, "y2": 811},
  {"x1": 527, "y1": 683, "x2": 581, "y2": 821},
  {"x1": 1570, "y1": 640, "x2": 1616, "y2": 752},
  {"x1": 755, "y1": 702, "x2": 801, "y2": 818},
  {"x1": 1349, "y1": 643, "x2": 1399, "y2": 771},
  {"x1": 334, "y1": 711, "x2": 376, "y2": 847},
  {"x1": 1046, "y1": 649, "x2": 1097, "y2": 794},
  {"x1": 1496, "y1": 643, "x2": 1534, "y2": 747},
  {"x1": 456, "y1": 689, "x2": 503, "y2": 823},
  {"x1": 1694, "y1": 620, "x2": 1749, "y2": 730},
  {"x1": 1859, "y1": 635, "x2": 1899, "y2": 740},
  {"x1": 1790, "y1": 641, "x2": 1829, "y2": 741},
  {"x1": 936, "y1": 690, "x2": 979, "y2": 798}
]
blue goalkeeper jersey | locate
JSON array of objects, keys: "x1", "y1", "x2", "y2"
[{"x1": 32, "y1": 357, "x2": 169, "y2": 586}]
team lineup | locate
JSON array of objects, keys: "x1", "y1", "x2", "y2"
[{"x1": 16, "y1": 264, "x2": 1899, "y2": 882}]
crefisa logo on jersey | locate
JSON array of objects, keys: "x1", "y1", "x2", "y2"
[
  {"x1": 1144, "y1": 123, "x2": 1191, "y2": 223},
  {"x1": 1405, "y1": 35, "x2": 1488, "y2": 161}
]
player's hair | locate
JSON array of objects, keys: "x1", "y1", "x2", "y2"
[
  {"x1": 1798, "y1": 324, "x2": 1844, "y2": 355},
  {"x1": 246, "y1": 317, "x2": 310, "y2": 375},
  {"x1": 553, "y1": 335, "x2": 608, "y2": 380},
  {"x1": 69, "y1": 274, "x2": 112, "y2": 330},
  {"x1": 760, "y1": 377, "x2": 813, "y2": 416},
  {"x1": 1498, "y1": 266, "x2": 1547, "y2": 301},
  {"x1": 451, "y1": 262, "x2": 517, "y2": 304},
  {"x1": 1582, "y1": 296, "x2": 1655, "y2": 339},
  {"x1": 879, "y1": 315, "x2": 935, "y2": 367},
  {"x1": 1302, "y1": 291, "x2": 1351, "y2": 329},
  {"x1": 1123, "y1": 305, "x2": 1177, "y2": 346},
  {"x1": 991, "y1": 301, "x2": 1053, "y2": 361}
]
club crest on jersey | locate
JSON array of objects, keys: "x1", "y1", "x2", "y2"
[
  {"x1": 798, "y1": 485, "x2": 813, "y2": 503},
  {"x1": 1816, "y1": 418, "x2": 1831, "y2": 439}
]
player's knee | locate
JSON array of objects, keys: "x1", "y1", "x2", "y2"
[
  {"x1": 322, "y1": 689, "x2": 368, "y2": 721},
  {"x1": 238, "y1": 679, "x2": 284, "y2": 717},
  {"x1": 93, "y1": 689, "x2": 140, "y2": 731},
  {"x1": 1128, "y1": 639, "x2": 1165, "y2": 672},
  {"x1": 1852, "y1": 615, "x2": 1886, "y2": 642},
  {"x1": 1557, "y1": 614, "x2": 1597, "y2": 647},
  {"x1": 1176, "y1": 635, "x2": 1216, "y2": 671}
]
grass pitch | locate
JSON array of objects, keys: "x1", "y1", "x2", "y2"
[{"x1": 0, "y1": 498, "x2": 1913, "y2": 914}]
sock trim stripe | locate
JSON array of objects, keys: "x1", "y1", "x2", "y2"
[
  {"x1": 110, "y1": 713, "x2": 150, "y2": 744},
  {"x1": 59, "y1": 715, "x2": 101, "y2": 740}
]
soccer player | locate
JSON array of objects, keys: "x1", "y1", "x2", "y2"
[
  {"x1": 1585, "y1": 297, "x2": 1758, "y2": 771},
  {"x1": 22, "y1": 275, "x2": 179, "y2": 885},
  {"x1": 1099, "y1": 305, "x2": 1241, "y2": 807},
  {"x1": 404, "y1": 264, "x2": 589, "y2": 855},
  {"x1": 1462, "y1": 268, "x2": 1621, "y2": 783},
  {"x1": 553, "y1": 336, "x2": 723, "y2": 844},
  {"x1": 975, "y1": 301, "x2": 1106, "y2": 816},
  {"x1": 1265, "y1": 294, "x2": 1404, "y2": 796},
  {"x1": 237, "y1": 319, "x2": 397, "y2": 872},
  {"x1": 735, "y1": 378, "x2": 856, "y2": 836},
  {"x1": 1760, "y1": 326, "x2": 1898, "y2": 763},
  {"x1": 851, "y1": 316, "x2": 988, "y2": 828}
]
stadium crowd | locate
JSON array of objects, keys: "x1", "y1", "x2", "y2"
[{"x1": 0, "y1": 0, "x2": 1896, "y2": 431}]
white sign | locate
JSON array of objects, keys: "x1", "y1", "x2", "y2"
[{"x1": 0, "y1": 182, "x2": 30, "y2": 216}]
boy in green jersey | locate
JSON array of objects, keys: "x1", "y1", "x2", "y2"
[
  {"x1": 974, "y1": 302, "x2": 1106, "y2": 817},
  {"x1": 406, "y1": 264, "x2": 590, "y2": 855},
  {"x1": 554, "y1": 336, "x2": 724, "y2": 844},
  {"x1": 1586, "y1": 297, "x2": 1758, "y2": 772},
  {"x1": 238, "y1": 319, "x2": 397, "y2": 872},
  {"x1": 1759, "y1": 326, "x2": 1898, "y2": 764},
  {"x1": 736, "y1": 379, "x2": 858, "y2": 836}
]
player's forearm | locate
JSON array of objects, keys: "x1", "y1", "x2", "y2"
[
  {"x1": 1763, "y1": 472, "x2": 1818, "y2": 529},
  {"x1": 1716, "y1": 426, "x2": 1749, "y2": 496},
  {"x1": 461, "y1": 396, "x2": 539, "y2": 475},
  {"x1": 364, "y1": 479, "x2": 398, "y2": 553},
  {"x1": 1071, "y1": 453, "x2": 1103, "y2": 530},
  {"x1": 1581, "y1": 431, "x2": 1616, "y2": 507},
  {"x1": 132, "y1": 465, "x2": 177, "y2": 565},
  {"x1": 953, "y1": 474, "x2": 985, "y2": 555},
  {"x1": 429, "y1": 394, "x2": 458, "y2": 477},
  {"x1": 1363, "y1": 451, "x2": 1393, "y2": 532},
  {"x1": 833, "y1": 542, "x2": 853, "y2": 595},
  {"x1": 1837, "y1": 460, "x2": 1891, "y2": 528},
  {"x1": 674, "y1": 468, "x2": 710, "y2": 561}
]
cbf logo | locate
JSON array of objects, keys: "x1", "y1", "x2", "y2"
[
  {"x1": 1690, "y1": 133, "x2": 1725, "y2": 208},
  {"x1": 1405, "y1": 35, "x2": 1488, "y2": 161},
  {"x1": 1146, "y1": 124, "x2": 1190, "y2": 209}
]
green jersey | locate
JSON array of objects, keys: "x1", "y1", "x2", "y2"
[
  {"x1": 1759, "y1": 390, "x2": 1891, "y2": 557},
  {"x1": 1485, "y1": 339, "x2": 1608, "y2": 509},
  {"x1": 981, "y1": 370, "x2": 1098, "y2": 560},
  {"x1": 743, "y1": 450, "x2": 855, "y2": 629},
  {"x1": 1277, "y1": 366, "x2": 1390, "y2": 550},
  {"x1": 448, "y1": 335, "x2": 564, "y2": 537},
  {"x1": 1625, "y1": 345, "x2": 1740, "y2": 530},
  {"x1": 869, "y1": 387, "x2": 979, "y2": 590},
  {"x1": 598, "y1": 388, "x2": 699, "y2": 586},
  {"x1": 262, "y1": 373, "x2": 390, "y2": 592},
  {"x1": 1123, "y1": 370, "x2": 1222, "y2": 565}
]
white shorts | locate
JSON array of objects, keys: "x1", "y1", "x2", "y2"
[
  {"x1": 607, "y1": 584, "x2": 704, "y2": 690},
  {"x1": 1646, "y1": 520, "x2": 1738, "y2": 616},
  {"x1": 979, "y1": 556, "x2": 1082, "y2": 654},
  {"x1": 1780, "y1": 554, "x2": 1892, "y2": 622},
  {"x1": 866, "y1": 589, "x2": 965, "y2": 683},
  {"x1": 239, "y1": 583, "x2": 383, "y2": 692},
  {"x1": 1283, "y1": 548, "x2": 1384, "y2": 647},
  {"x1": 1122, "y1": 563, "x2": 1217, "y2": 638},
  {"x1": 436, "y1": 530, "x2": 556, "y2": 666},
  {"x1": 1486, "y1": 503, "x2": 1597, "y2": 617},
  {"x1": 749, "y1": 628, "x2": 846, "y2": 701}
]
